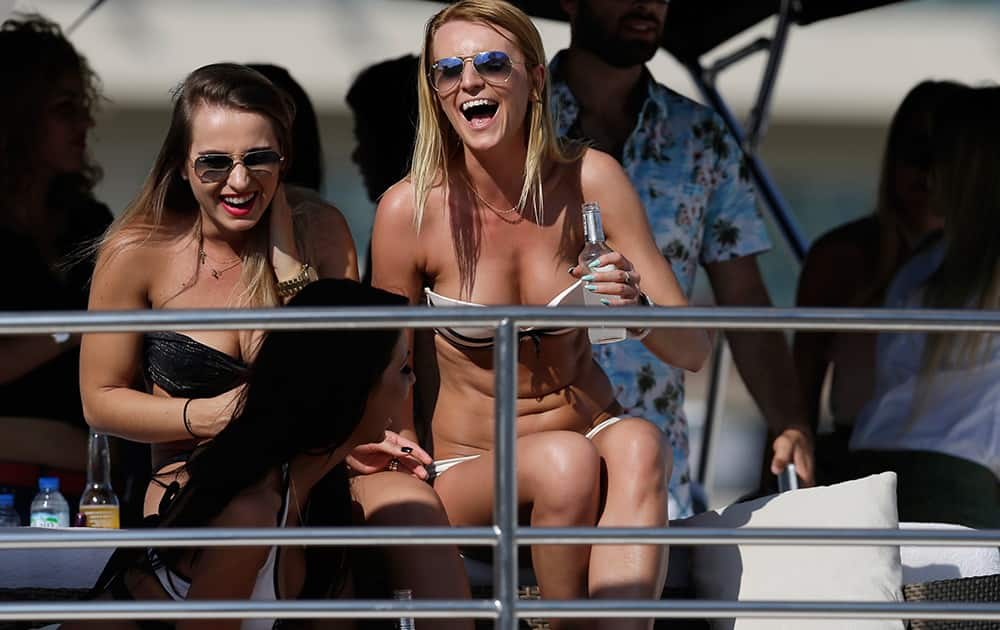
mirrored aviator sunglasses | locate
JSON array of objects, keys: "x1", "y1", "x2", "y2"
[
  {"x1": 193, "y1": 149, "x2": 284, "y2": 183},
  {"x1": 430, "y1": 50, "x2": 516, "y2": 93}
]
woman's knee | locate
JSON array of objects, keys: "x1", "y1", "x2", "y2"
[
  {"x1": 599, "y1": 418, "x2": 672, "y2": 485},
  {"x1": 522, "y1": 431, "x2": 601, "y2": 515},
  {"x1": 352, "y1": 471, "x2": 450, "y2": 526}
]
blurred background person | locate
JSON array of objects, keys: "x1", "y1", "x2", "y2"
[
  {"x1": 345, "y1": 53, "x2": 420, "y2": 285},
  {"x1": 794, "y1": 80, "x2": 967, "y2": 485},
  {"x1": 0, "y1": 13, "x2": 112, "y2": 522},
  {"x1": 247, "y1": 62, "x2": 359, "y2": 282},
  {"x1": 849, "y1": 85, "x2": 1000, "y2": 528}
]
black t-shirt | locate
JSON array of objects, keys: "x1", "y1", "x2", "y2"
[{"x1": 0, "y1": 195, "x2": 113, "y2": 427}]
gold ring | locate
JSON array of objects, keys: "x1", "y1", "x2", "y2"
[{"x1": 387, "y1": 458, "x2": 400, "y2": 472}]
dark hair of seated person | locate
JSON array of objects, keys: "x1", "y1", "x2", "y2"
[
  {"x1": 246, "y1": 63, "x2": 324, "y2": 192},
  {"x1": 94, "y1": 278, "x2": 408, "y2": 600}
]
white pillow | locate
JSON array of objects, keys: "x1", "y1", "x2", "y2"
[
  {"x1": 675, "y1": 472, "x2": 904, "y2": 630},
  {"x1": 900, "y1": 521, "x2": 1000, "y2": 584}
]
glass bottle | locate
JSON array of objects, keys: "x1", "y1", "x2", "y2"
[
  {"x1": 578, "y1": 202, "x2": 627, "y2": 344},
  {"x1": 78, "y1": 432, "x2": 120, "y2": 529}
]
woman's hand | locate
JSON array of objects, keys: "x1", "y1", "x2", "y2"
[
  {"x1": 346, "y1": 430, "x2": 434, "y2": 480},
  {"x1": 570, "y1": 252, "x2": 645, "y2": 306},
  {"x1": 189, "y1": 384, "x2": 247, "y2": 440}
]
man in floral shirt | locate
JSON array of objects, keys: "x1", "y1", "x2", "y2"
[{"x1": 551, "y1": 0, "x2": 814, "y2": 518}]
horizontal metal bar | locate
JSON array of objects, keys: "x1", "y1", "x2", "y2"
[
  {"x1": 516, "y1": 600, "x2": 1000, "y2": 621},
  {"x1": 4, "y1": 599, "x2": 1000, "y2": 622},
  {"x1": 0, "y1": 600, "x2": 499, "y2": 621},
  {"x1": 517, "y1": 527, "x2": 1000, "y2": 546},
  {"x1": 3, "y1": 527, "x2": 998, "y2": 549},
  {"x1": 2, "y1": 306, "x2": 1000, "y2": 334},
  {"x1": 0, "y1": 526, "x2": 497, "y2": 549}
]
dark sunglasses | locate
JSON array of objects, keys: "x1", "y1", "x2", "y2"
[
  {"x1": 192, "y1": 149, "x2": 284, "y2": 183},
  {"x1": 429, "y1": 50, "x2": 523, "y2": 93}
]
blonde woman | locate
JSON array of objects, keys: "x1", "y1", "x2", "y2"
[
  {"x1": 372, "y1": 2, "x2": 710, "y2": 627},
  {"x1": 850, "y1": 85, "x2": 1000, "y2": 528},
  {"x1": 794, "y1": 80, "x2": 966, "y2": 483},
  {"x1": 81, "y1": 64, "x2": 470, "y2": 610}
]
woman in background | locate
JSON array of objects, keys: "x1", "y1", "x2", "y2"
[
  {"x1": 0, "y1": 13, "x2": 113, "y2": 519},
  {"x1": 850, "y1": 85, "x2": 1000, "y2": 528},
  {"x1": 794, "y1": 80, "x2": 966, "y2": 483}
]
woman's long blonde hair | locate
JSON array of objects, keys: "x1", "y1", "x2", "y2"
[
  {"x1": 859, "y1": 80, "x2": 967, "y2": 306},
  {"x1": 410, "y1": 0, "x2": 580, "y2": 232},
  {"x1": 918, "y1": 86, "x2": 1000, "y2": 383},
  {"x1": 97, "y1": 63, "x2": 295, "y2": 307}
]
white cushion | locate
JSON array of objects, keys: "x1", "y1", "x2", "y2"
[
  {"x1": 675, "y1": 473, "x2": 904, "y2": 630},
  {"x1": 900, "y1": 522, "x2": 1000, "y2": 584}
]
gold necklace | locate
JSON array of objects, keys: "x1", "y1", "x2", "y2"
[
  {"x1": 461, "y1": 173, "x2": 524, "y2": 224},
  {"x1": 198, "y1": 242, "x2": 242, "y2": 280}
]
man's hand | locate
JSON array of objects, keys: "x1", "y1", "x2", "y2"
[{"x1": 771, "y1": 426, "x2": 815, "y2": 487}]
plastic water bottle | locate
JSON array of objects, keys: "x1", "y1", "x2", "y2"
[
  {"x1": 393, "y1": 588, "x2": 415, "y2": 630},
  {"x1": 0, "y1": 493, "x2": 20, "y2": 527},
  {"x1": 30, "y1": 477, "x2": 70, "y2": 528}
]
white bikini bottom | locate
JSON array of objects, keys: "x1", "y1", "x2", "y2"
[{"x1": 428, "y1": 415, "x2": 625, "y2": 480}]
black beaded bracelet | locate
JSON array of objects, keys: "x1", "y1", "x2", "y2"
[{"x1": 182, "y1": 398, "x2": 198, "y2": 439}]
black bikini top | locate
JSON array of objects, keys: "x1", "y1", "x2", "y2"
[{"x1": 143, "y1": 331, "x2": 249, "y2": 399}]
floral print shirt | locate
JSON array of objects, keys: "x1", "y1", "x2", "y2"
[{"x1": 550, "y1": 51, "x2": 771, "y2": 517}]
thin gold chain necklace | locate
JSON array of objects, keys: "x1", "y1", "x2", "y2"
[
  {"x1": 198, "y1": 234, "x2": 242, "y2": 280},
  {"x1": 460, "y1": 172, "x2": 524, "y2": 224}
]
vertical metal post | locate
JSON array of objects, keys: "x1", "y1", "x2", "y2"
[
  {"x1": 493, "y1": 319, "x2": 519, "y2": 630},
  {"x1": 746, "y1": 0, "x2": 795, "y2": 151}
]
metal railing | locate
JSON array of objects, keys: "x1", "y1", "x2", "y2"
[{"x1": 2, "y1": 305, "x2": 1000, "y2": 627}]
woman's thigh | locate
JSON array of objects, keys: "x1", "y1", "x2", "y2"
[{"x1": 433, "y1": 430, "x2": 602, "y2": 527}]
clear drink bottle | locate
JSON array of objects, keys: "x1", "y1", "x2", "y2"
[
  {"x1": 0, "y1": 493, "x2": 20, "y2": 527},
  {"x1": 30, "y1": 477, "x2": 70, "y2": 528},
  {"x1": 78, "y1": 432, "x2": 120, "y2": 529},
  {"x1": 393, "y1": 588, "x2": 415, "y2": 630},
  {"x1": 578, "y1": 202, "x2": 627, "y2": 344}
]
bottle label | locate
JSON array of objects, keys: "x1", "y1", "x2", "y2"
[
  {"x1": 79, "y1": 505, "x2": 120, "y2": 529},
  {"x1": 30, "y1": 512, "x2": 69, "y2": 528}
]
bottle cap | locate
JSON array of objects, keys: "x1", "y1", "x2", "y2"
[
  {"x1": 0, "y1": 494, "x2": 13, "y2": 507},
  {"x1": 38, "y1": 477, "x2": 60, "y2": 491}
]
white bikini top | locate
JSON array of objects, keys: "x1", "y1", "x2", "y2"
[{"x1": 424, "y1": 280, "x2": 586, "y2": 348}]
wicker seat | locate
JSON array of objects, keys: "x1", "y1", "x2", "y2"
[{"x1": 903, "y1": 573, "x2": 1000, "y2": 630}]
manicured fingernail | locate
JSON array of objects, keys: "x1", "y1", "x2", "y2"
[
  {"x1": 585, "y1": 284, "x2": 597, "y2": 292},
  {"x1": 401, "y1": 446, "x2": 413, "y2": 454},
  {"x1": 600, "y1": 298, "x2": 611, "y2": 305},
  {"x1": 581, "y1": 274, "x2": 595, "y2": 281},
  {"x1": 567, "y1": 266, "x2": 576, "y2": 275},
  {"x1": 587, "y1": 259, "x2": 602, "y2": 269}
]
